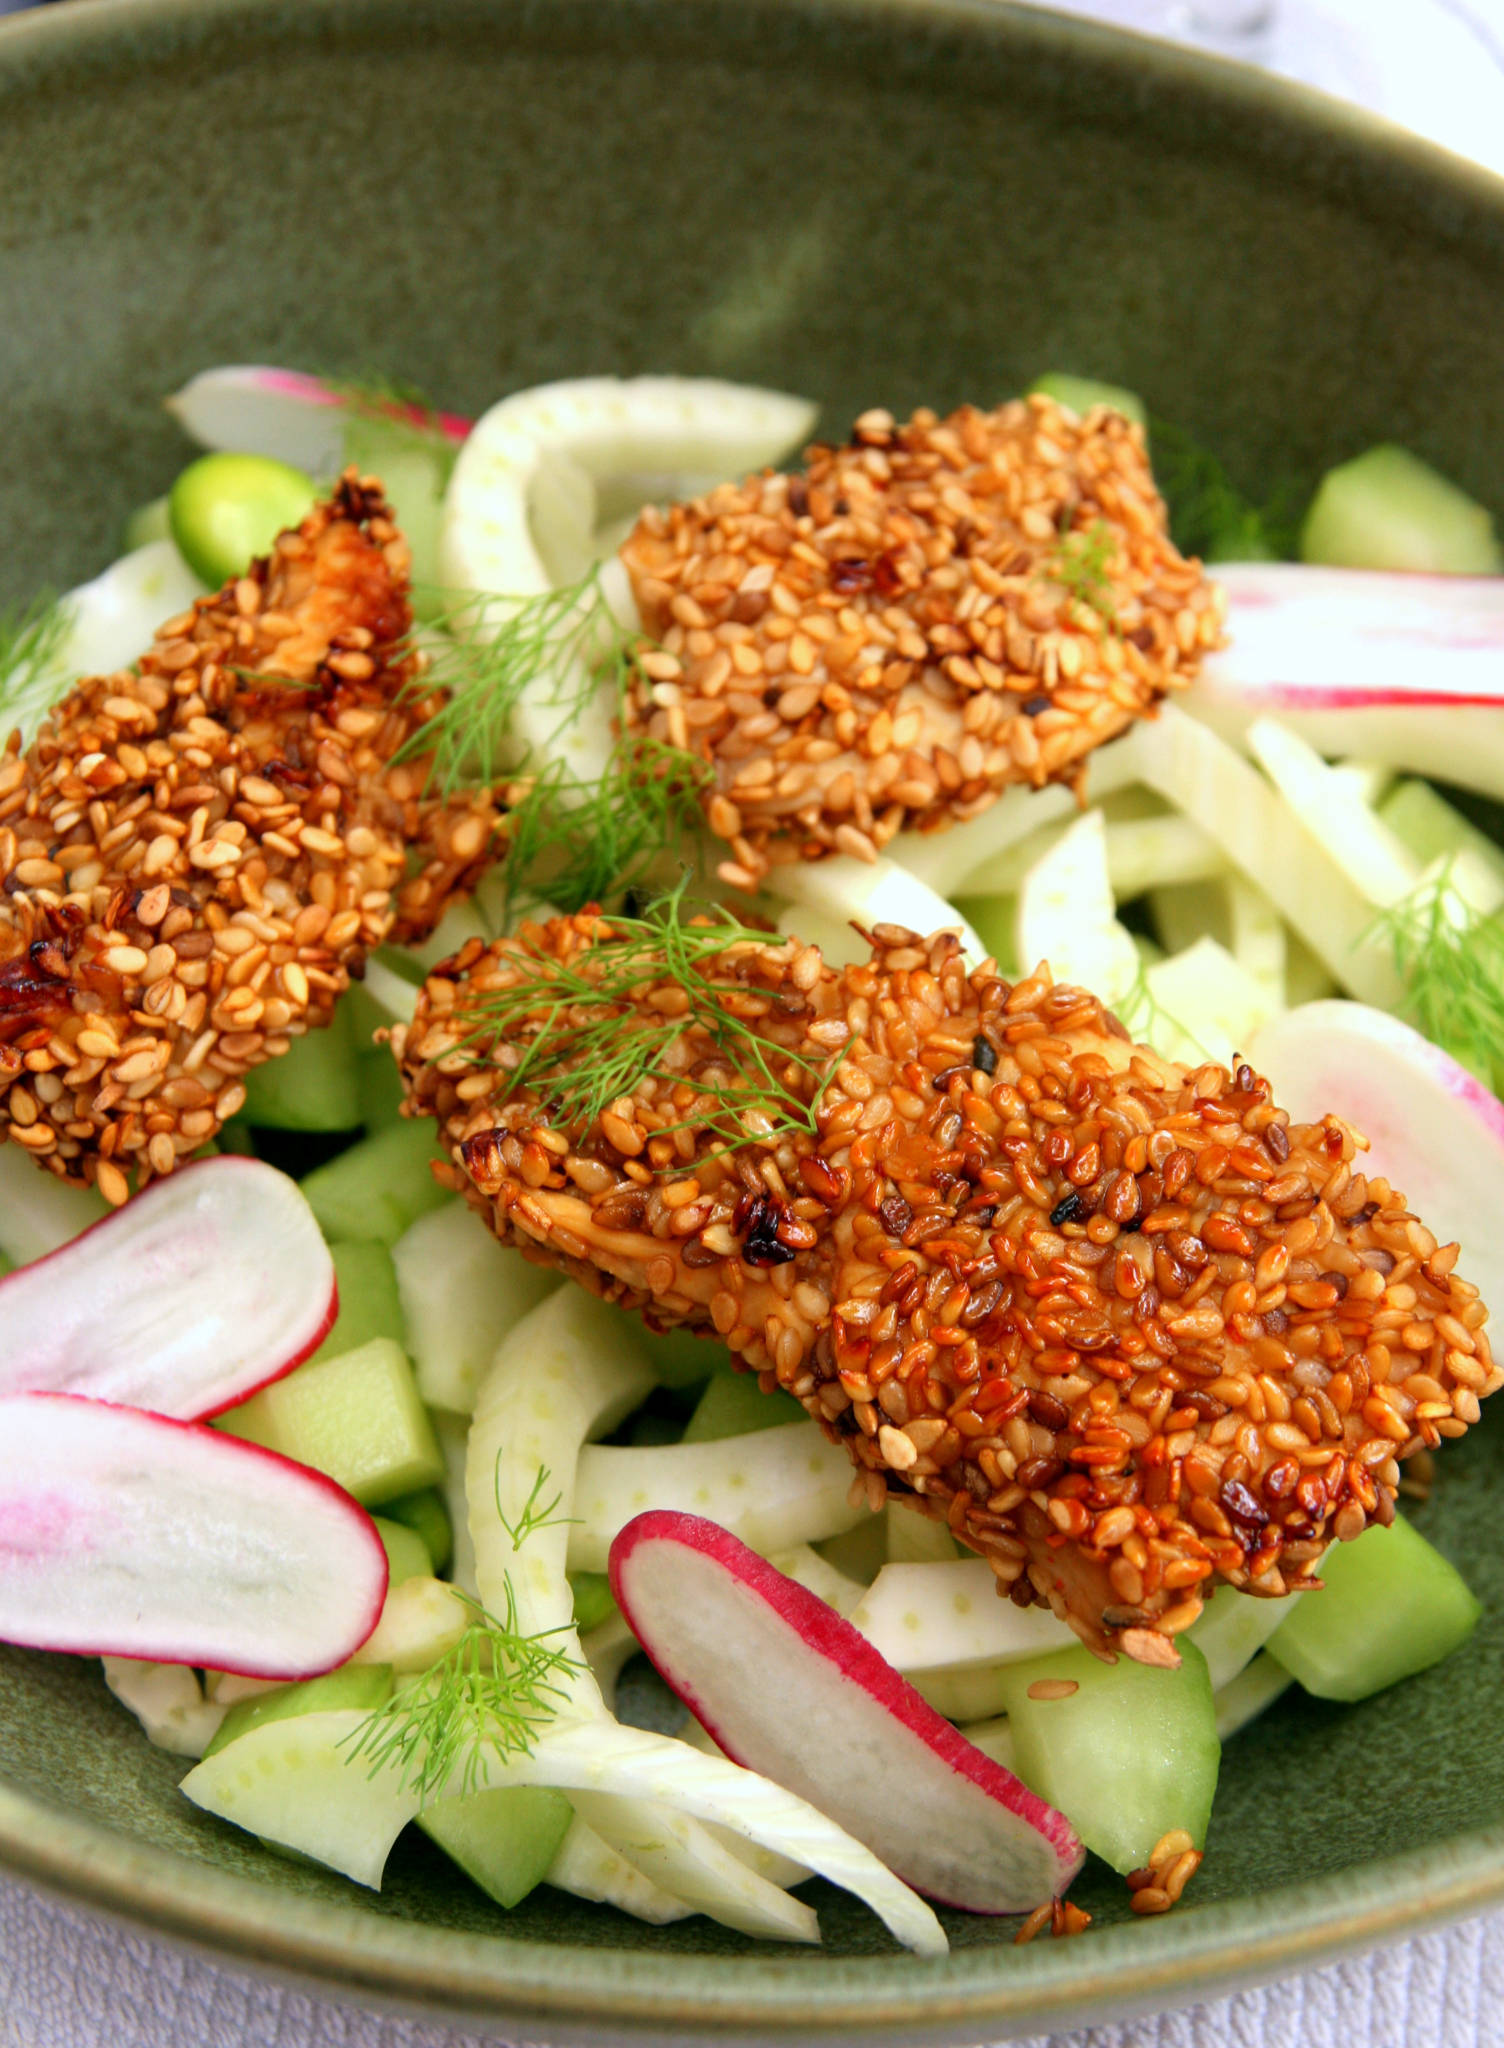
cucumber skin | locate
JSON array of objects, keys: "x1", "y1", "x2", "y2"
[
  {"x1": 996, "y1": 1639, "x2": 1219, "y2": 1874},
  {"x1": 241, "y1": 1008, "x2": 361, "y2": 1132},
  {"x1": 300, "y1": 1119, "x2": 451, "y2": 1247},
  {"x1": 381, "y1": 1487, "x2": 453, "y2": 1574},
  {"x1": 312, "y1": 1240, "x2": 407, "y2": 1363},
  {"x1": 203, "y1": 1663, "x2": 393, "y2": 1761},
  {"x1": 418, "y1": 1786, "x2": 574, "y2": 1910},
  {"x1": 682, "y1": 1370, "x2": 805, "y2": 1442},
  {"x1": 568, "y1": 1570, "x2": 618, "y2": 1634},
  {"x1": 1266, "y1": 1517, "x2": 1480, "y2": 1702}
]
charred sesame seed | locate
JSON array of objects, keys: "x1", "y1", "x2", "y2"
[
  {"x1": 398, "y1": 915, "x2": 1495, "y2": 1663},
  {"x1": 0, "y1": 472, "x2": 499, "y2": 1191},
  {"x1": 619, "y1": 395, "x2": 1221, "y2": 881}
]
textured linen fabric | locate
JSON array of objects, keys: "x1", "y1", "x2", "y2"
[{"x1": 6, "y1": 1870, "x2": 1504, "y2": 2048}]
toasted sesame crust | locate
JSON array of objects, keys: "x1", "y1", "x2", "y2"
[
  {"x1": 619, "y1": 396, "x2": 1224, "y2": 888},
  {"x1": 0, "y1": 473, "x2": 499, "y2": 1197},
  {"x1": 397, "y1": 913, "x2": 1498, "y2": 1661}
]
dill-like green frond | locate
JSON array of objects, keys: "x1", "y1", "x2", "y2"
[
  {"x1": 495, "y1": 1462, "x2": 576, "y2": 1547},
  {"x1": 1370, "y1": 857, "x2": 1504, "y2": 1087},
  {"x1": 340, "y1": 1583, "x2": 581, "y2": 1803},
  {"x1": 453, "y1": 878, "x2": 844, "y2": 1150},
  {"x1": 1049, "y1": 519, "x2": 1118, "y2": 622},
  {"x1": 0, "y1": 589, "x2": 71, "y2": 744},
  {"x1": 1149, "y1": 419, "x2": 1301, "y2": 564}
]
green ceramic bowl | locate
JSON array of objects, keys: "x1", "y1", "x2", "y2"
[{"x1": 5, "y1": 1, "x2": 1504, "y2": 2039}]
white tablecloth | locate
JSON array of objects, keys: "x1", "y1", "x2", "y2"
[
  {"x1": 7, "y1": 1872, "x2": 1504, "y2": 2047},
  {"x1": 6, "y1": 2, "x2": 1504, "y2": 2043}
]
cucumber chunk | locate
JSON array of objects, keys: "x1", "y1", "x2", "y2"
[
  {"x1": 312, "y1": 1239, "x2": 406, "y2": 1363},
  {"x1": 637, "y1": 1322, "x2": 725, "y2": 1388},
  {"x1": 372, "y1": 1515, "x2": 432, "y2": 1586},
  {"x1": 419, "y1": 1787, "x2": 574, "y2": 1909},
  {"x1": 681, "y1": 1370, "x2": 805, "y2": 1442},
  {"x1": 357, "y1": 1049, "x2": 406, "y2": 1131},
  {"x1": 568, "y1": 1570, "x2": 618, "y2": 1635},
  {"x1": 169, "y1": 452, "x2": 320, "y2": 586},
  {"x1": 1266, "y1": 1517, "x2": 1480, "y2": 1701},
  {"x1": 241, "y1": 1008, "x2": 362, "y2": 1132},
  {"x1": 1188, "y1": 1582, "x2": 1296, "y2": 1691},
  {"x1": 351, "y1": 1574, "x2": 471, "y2": 1671},
  {"x1": 1030, "y1": 373, "x2": 1147, "y2": 429},
  {"x1": 0, "y1": 1140, "x2": 108, "y2": 1264},
  {"x1": 1300, "y1": 444, "x2": 1502, "y2": 574},
  {"x1": 392, "y1": 1200, "x2": 559, "y2": 1412},
  {"x1": 995, "y1": 1640, "x2": 1219, "y2": 1873},
  {"x1": 218, "y1": 1336, "x2": 444, "y2": 1504},
  {"x1": 123, "y1": 494, "x2": 172, "y2": 551},
  {"x1": 203, "y1": 1663, "x2": 394, "y2": 1761},
  {"x1": 300, "y1": 1119, "x2": 451, "y2": 1247},
  {"x1": 380, "y1": 1487, "x2": 452, "y2": 1574}
]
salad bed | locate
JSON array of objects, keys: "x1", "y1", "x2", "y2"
[{"x1": 0, "y1": 363, "x2": 1501, "y2": 1954}]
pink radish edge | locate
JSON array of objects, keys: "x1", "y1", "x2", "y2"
[
  {"x1": 0, "y1": 1155, "x2": 341, "y2": 1420},
  {"x1": 255, "y1": 367, "x2": 471, "y2": 444},
  {"x1": 609, "y1": 1509, "x2": 1081, "y2": 1906},
  {"x1": 1229, "y1": 682, "x2": 1504, "y2": 712},
  {"x1": 3, "y1": 1392, "x2": 387, "y2": 1680}
]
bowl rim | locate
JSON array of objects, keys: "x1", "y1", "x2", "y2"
[{"x1": 5, "y1": 0, "x2": 1504, "y2": 2036}]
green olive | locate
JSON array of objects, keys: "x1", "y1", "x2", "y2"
[{"x1": 168, "y1": 452, "x2": 318, "y2": 587}]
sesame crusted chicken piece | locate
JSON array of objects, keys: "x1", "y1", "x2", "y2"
[
  {"x1": 395, "y1": 911, "x2": 1499, "y2": 1664},
  {"x1": 619, "y1": 395, "x2": 1224, "y2": 890},
  {"x1": 0, "y1": 472, "x2": 500, "y2": 1199}
]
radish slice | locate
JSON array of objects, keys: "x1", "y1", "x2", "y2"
[
  {"x1": 0, "y1": 1157, "x2": 336, "y2": 1420},
  {"x1": 1248, "y1": 999, "x2": 1504, "y2": 1310},
  {"x1": 1195, "y1": 564, "x2": 1504, "y2": 801},
  {"x1": 0, "y1": 1394, "x2": 386, "y2": 1676},
  {"x1": 165, "y1": 365, "x2": 470, "y2": 477},
  {"x1": 610, "y1": 1511, "x2": 1083, "y2": 1913}
]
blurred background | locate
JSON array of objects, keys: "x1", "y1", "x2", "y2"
[{"x1": 13, "y1": 0, "x2": 1499, "y2": 177}]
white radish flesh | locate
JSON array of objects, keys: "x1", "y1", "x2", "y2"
[
  {"x1": 611, "y1": 1512, "x2": 1082, "y2": 1915},
  {"x1": 1197, "y1": 564, "x2": 1504, "y2": 803},
  {"x1": 569, "y1": 1423, "x2": 864, "y2": 1573},
  {"x1": 1248, "y1": 999, "x2": 1504, "y2": 1309},
  {"x1": 165, "y1": 365, "x2": 469, "y2": 477},
  {"x1": 0, "y1": 1157, "x2": 336, "y2": 1419},
  {"x1": 0, "y1": 1395, "x2": 386, "y2": 1676},
  {"x1": 848, "y1": 1560, "x2": 1072, "y2": 1674}
]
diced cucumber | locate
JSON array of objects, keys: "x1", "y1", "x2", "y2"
[
  {"x1": 994, "y1": 1640, "x2": 1219, "y2": 1873},
  {"x1": 1381, "y1": 778, "x2": 1504, "y2": 891},
  {"x1": 380, "y1": 1487, "x2": 452, "y2": 1574},
  {"x1": 392, "y1": 1200, "x2": 559, "y2": 1413},
  {"x1": 350, "y1": 1575, "x2": 472, "y2": 1671},
  {"x1": 373, "y1": 1516, "x2": 432, "y2": 1586},
  {"x1": 203, "y1": 1664, "x2": 394, "y2": 1762},
  {"x1": 885, "y1": 1506, "x2": 959, "y2": 1566},
  {"x1": 357, "y1": 1049, "x2": 406, "y2": 1131},
  {"x1": 0, "y1": 1141, "x2": 108, "y2": 1264},
  {"x1": 1188, "y1": 1583, "x2": 1297, "y2": 1692},
  {"x1": 1215, "y1": 1652, "x2": 1294, "y2": 1741},
  {"x1": 681, "y1": 1370, "x2": 805, "y2": 1442},
  {"x1": 1266, "y1": 1517, "x2": 1480, "y2": 1701},
  {"x1": 300, "y1": 1119, "x2": 451, "y2": 1247},
  {"x1": 636, "y1": 1321, "x2": 725, "y2": 1388},
  {"x1": 953, "y1": 894, "x2": 1017, "y2": 976},
  {"x1": 815, "y1": 1516, "x2": 890, "y2": 1587},
  {"x1": 181, "y1": 1707, "x2": 418, "y2": 1887},
  {"x1": 312, "y1": 1239, "x2": 406, "y2": 1363},
  {"x1": 1300, "y1": 444, "x2": 1502, "y2": 575},
  {"x1": 1030, "y1": 373, "x2": 1147, "y2": 429},
  {"x1": 419, "y1": 1787, "x2": 574, "y2": 1909},
  {"x1": 403, "y1": 897, "x2": 490, "y2": 975},
  {"x1": 218, "y1": 1336, "x2": 444, "y2": 1505},
  {"x1": 568, "y1": 1571, "x2": 618, "y2": 1635},
  {"x1": 241, "y1": 1008, "x2": 362, "y2": 1133}
]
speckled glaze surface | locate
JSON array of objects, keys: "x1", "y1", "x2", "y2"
[{"x1": 4, "y1": 1, "x2": 1504, "y2": 2040}]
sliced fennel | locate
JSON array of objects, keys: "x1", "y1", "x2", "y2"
[
  {"x1": 568, "y1": 1425, "x2": 864, "y2": 1573},
  {"x1": 847, "y1": 1561, "x2": 1071, "y2": 1674},
  {"x1": 1141, "y1": 936, "x2": 1278, "y2": 1067},
  {"x1": 102, "y1": 1659, "x2": 226, "y2": 1760},
  {"x1": 1014, "y1": 808, "x2": 1139, "y2": 1004},
  {"x1": 545, "y1": 1811, "x2": 693, "y2": 1924},
  {"x1": 767, "y1": 854, "x2": 983, "y2": 964}
]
